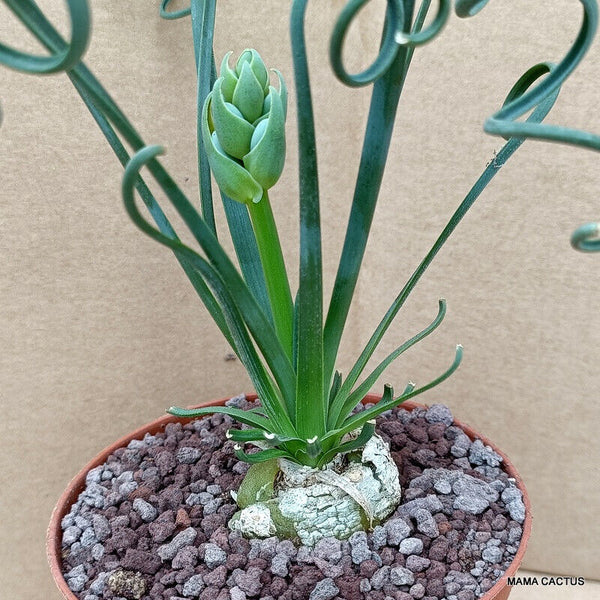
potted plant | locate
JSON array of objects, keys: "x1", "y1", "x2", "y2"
[{"x1": 2, "y1": 0, "x2": 599, "y2": 599}]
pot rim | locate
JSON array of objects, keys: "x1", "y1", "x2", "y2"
[{"x1": 47, "y1": 393, "x2": 531, "y2": 600}]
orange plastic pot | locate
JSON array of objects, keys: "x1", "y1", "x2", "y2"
[{"x1": 48, "y1": 394, "x2": 531, "y2": 600}]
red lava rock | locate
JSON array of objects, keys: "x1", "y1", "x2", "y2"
[
  {"x1": 129, "y1": 485, "x2": 153, "y2": 501},
  {"x1": 158, "y1": 486, "x2": 184, "y2": 512},
  {"x1": 426, "y1": 578, "x2": 445, "y2": 597},
  {"x1": 491, "y1": 514, "x2": 508, "y2": 531},
  {"x1": 437, "y1": 521, "x2": 452, "y2": 535},
  {"x1": 247, "y1": 557, "x2": 269, "y2": 570},
  {"x1": 201, "y1": 513, "x2": 226, "y2": 536},
  {"x1": 104, "y1": 527, "x2": 138, "y2": 553},
  {"x1": 199, "y1": 586, "x2": 220, "y2": 600},
  {"x1": 379, "y1": 547, "x2": 396, "y2": 565},
  {"x1": 289, "y1": 566, "x2": 322, "y2": 597},
  {"x1": 434, "y1": 439, "x2": 451, "y2": 456},
  {"x1": 270, "y1": 575, "x2": 288, "y2": 596},
  {"x1": 335, "y1": 574, "x2": 362, "y2": 598},
  {"x1": 359, "y1": 559, "x2": 379, "y2": 578},
  {"x1": 203, "y1": 565, "x2": 227, "y2": 587},
  {"x1": 426, "y1": 559, "x2": 447, "y2": 580},
  {"x1": 121, "y1": 548, "x2": 162, "y2": 574},
  {"x1": 428, "y1": 540, "x2": 449, "y2": 561},
  {"x1": 406, "y1": 422, "x2": 429, "y2": 444},
  {"x1": 175, "y1": 508, "x2": 191, "y2": 528},
  {"x1": 226, "y1": 553, "x2": 248, "y2": 570},
  {"x1": 172, "y1": 546, "x2": 198, "y2": 570},
  {"x1": 149, "y1": 517, "x2": 176, "y2": 543},
  {"x1": 155, "y1": 449, "x2": 177, "y2": 476}
]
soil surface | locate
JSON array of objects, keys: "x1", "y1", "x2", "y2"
[{"x1": 59, "y1": 395, "x2": 525, "y2": 600}]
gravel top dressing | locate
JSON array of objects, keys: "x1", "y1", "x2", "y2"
[{"x1": 60, "y1": 395, "x2": 525, "y2": 600}]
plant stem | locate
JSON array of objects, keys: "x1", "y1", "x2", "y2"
[{"x1": 247, "y1": 191, "x2": 294, "y2": 362}]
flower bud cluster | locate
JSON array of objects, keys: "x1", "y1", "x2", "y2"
[{"x1": 202, "y1": 49, "x2": 287, "y2": 204}]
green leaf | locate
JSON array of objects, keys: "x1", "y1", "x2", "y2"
[
  {"x1": 323, "y1": 1, "x2": 425, "y2": 387},
  {"x1": 330, "y1": 299, "x2": 447, "y2": 428},
  {"x1": 160, "y1": 0, "x2": 191, "y2": 20},
  {"x1": 1, "y1": 0, "x2": 90, "y2": 74},
  {"x1": 316, "y1": 420, "x2": 376, "y2": 467},
  {"x1": 234, "y1": 447, "x2": 290, "y2": 464},
  {"x1": 324, "y1": 345, "x2": 463, "y2": 443},
  {"x1": 167, "y1": 405, "x2": 272, "y2": 430},
  {"x1": 190, "y1": 0, "x2": 218, "y2": 234},
  {"x1": 291, "y1": 0, "x2": 325, "y2": 439}
]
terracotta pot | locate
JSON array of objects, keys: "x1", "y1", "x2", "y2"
[{"x1": 48, "y1": 394, "x2": 531, "y2": 600}]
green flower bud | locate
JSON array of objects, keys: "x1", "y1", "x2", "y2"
[{"x1": 202, "y1": 49, "x2": 287, "y2": 205}]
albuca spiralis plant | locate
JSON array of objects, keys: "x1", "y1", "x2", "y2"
[{"x1": 2, "y1": 0, "x2": 599, "y2": 475}]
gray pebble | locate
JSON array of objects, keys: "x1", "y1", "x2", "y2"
[
  {"x1": 230, "y1": 587, "x2": 247, "y2": 600},
  {"x1": 450, "y1": 432, "x2": 472, "y2": 458},
  {"x1": 390, "y1": 566, "x2": 415, "y2": 586},
  {"x1": 67, "y1": 575, "x2": 87, "y2": 593},
  {"x1": 61, "y1": 511, "x2": 75, "y2": 529},
  {"x1": 370, "y1": 565, "x2": 391, "y2": 590},
  {"x1": 313, "y1": 537, "x2": 342, "y2": 563},
  {"x1": 384, "y1": 518, "x2": 411, "y2": 545},
  {"x1": 204, "y1": 542, "x2": 227, "y2": 568},
  {"x1": 206, "y1": 484, "x2": 222, "y2": 495},
  {"x1": 309, "y1": 577, "x2": 339, "y2": 600},
  {"x1": 360, "y1": 578, "x2": 372, "y2": 593},
  {"x1": 91, "y1": 543, "x2": 105, "y2": 561},
  {"x1": 185, "y1": 492, "x2": 213, "y2": 506},
  {"x1": 501, "y1": 485, "x2": 521, "y2": 502},
  {"x1": 349, "y1": 531, "x2": 370, "y2": 564},
  {"x1": 89, "y1": 572, "x2": 108, "y2": 595},
  {"x1": 143, "y1": 432, "x2": 163, "y2": 446},
  {"x1": 202, "y1": 497, "x2": 223, "y2": 515},
  {"x1": 80, "y1": 527, "x2": 97, "y2": 548},
  {"x1": 275, "y1": 539, "x2": 297, "y2": 557},
  {"x1": 85, "y1": 466, "x2": 104, "y2": 485},
  {"x1": 399, "y1": 537, "x2": 424, "y2": 555},
  {"x1": 371, "y1": 525, "x2": 387, "y2": 550},
  {"x1": 118, "y1": 481, "x2": 138, "y2": 497},
  {"x1": 445, "y1": 582, "x2": 461, "y2": 595},
  {"x1": 62, "y1": 525, "x2": 82, "y2": 546},
  {"x1": 182, "y1": 573, "x2": 205, "y2": 597},
  {"x1": 116, "y1": 471, "x2": 134, "y2": 484},
  {"x1": 482, "y1": 546, "x2": 503, "y2": 563},
  {"x1": 399, "y1": 495, "x2": 444, "y2": 517},
  {"x1": 406, "y1": 555, "x2": 431, "y2": 572},
  {"x1": 83, "y1": 595, "x2": 99, "y2": 600},
  {"x1": 425, "y1": 404, "x2": 453, "y2": 426},
  {"x1": 133, "y1": 498, "x2": 158, "y2": 522},
  {"x1": 74, "y1": 515, "x2": 91, "y2": 529},
  {"x1": 414, "y1": 508, "x2": 439, "y2": 537},
  {"x1": 409, "y1": 582, "x2": 426, "y2": 599},
  {"x1": 453, "y1": 457, "x2": 472, "y2": 469},
  {"x1": 177, "y1": 447, "x2": 202, "y2": 464},
  {"x1": 434, "y1": 479, "x2": 452, "y2": 494},
  {"x1": 270, "y1": 553, "x2": 289, "y2": 577},
  {"x1": 506, "y1": 498, "x2": 526, "y2": 523},
  {"x1": 469, "y1": 439, "x2": 502, "y2": 467},
  {"x1": 157, "y1": 527, "x2": 197, "y2": 561}
]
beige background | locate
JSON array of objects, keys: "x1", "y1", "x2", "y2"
[{"x1": 1, "y1": 1, "x2": 599, "y2": 597}]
